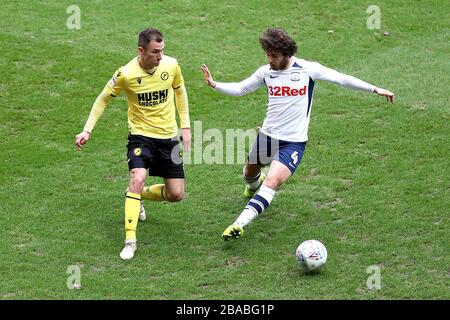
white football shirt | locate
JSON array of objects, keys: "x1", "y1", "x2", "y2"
[{"x1": 214, "y1": 57, "x2": 376, "y2": 142}]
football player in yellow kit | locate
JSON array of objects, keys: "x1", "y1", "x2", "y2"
[{"x1": 76, "y1": 29, "x2": 191, "y2": 260}]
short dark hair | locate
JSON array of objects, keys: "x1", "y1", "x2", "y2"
[
  {"x1": 259, "y1": 28, "x2": 297, "y2": 57},
  {"x1": 138, "y1": 28, "x2": 163, "y2": 48}
]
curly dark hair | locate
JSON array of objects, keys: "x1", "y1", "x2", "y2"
[
  {"x1": 138, "y1": 28, "x2": 163, "y2": 48},
  {"x1": 259, "y1": 28, "x2": 297, "y2": 57}
]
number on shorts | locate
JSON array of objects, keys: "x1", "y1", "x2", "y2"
[{"x1": 291, "y1": 151, "x2": 298, "y2": 165}]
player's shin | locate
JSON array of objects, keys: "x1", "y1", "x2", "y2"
[
  {"x1": 243, "y1": 166, "x2": 262, "y2": 191},
  {"x1": 141, "y1": 184, "x2": 166, "y2": 201},
  {"x1": 125, "y1": 192, "x2": 141, "y2": 240}
]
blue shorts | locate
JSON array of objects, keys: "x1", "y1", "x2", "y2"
[{"x1": 247, "y1": 132, "x2": 307, "y2": 174}]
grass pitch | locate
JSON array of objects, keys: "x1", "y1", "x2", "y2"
[{"x1": 0, "y1": 0, "x2": 448, "y2": 299}]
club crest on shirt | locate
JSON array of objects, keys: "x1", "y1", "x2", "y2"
[
  {"x1": 290, "y1": 72, "x2": 302, "y2": 81},
  {"x1": 134, "y1": 148, "x2": 142, "y2": 156},
  {"x1": 137, "y1": 78, "x2": 142, "y2": 84},
  {"x1": 161, "y1": 72, "x2": 169, "y2": 81}
]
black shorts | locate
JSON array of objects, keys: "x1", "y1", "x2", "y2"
[{"x1": 126, "y1": 134, "x2": 185, "y2": 179}]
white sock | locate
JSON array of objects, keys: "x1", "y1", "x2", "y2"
[
  {"x1": 234, "y1": 208, "x2": 258, "y2": 228},
  {"x1": 234, "y1": 185, "x2": 276, "y2": 227}
]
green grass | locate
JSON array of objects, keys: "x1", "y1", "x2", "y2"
[{"x1": 0, "y1": 0, "x2": 449, "y2": 299}]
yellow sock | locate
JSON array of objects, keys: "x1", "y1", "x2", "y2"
[
  {"x1": 125, "y1": 192, "x2": 141, "y2": 240},
  {"x1": 141, "y1": 184, "x2": 166, "y2": 201}
]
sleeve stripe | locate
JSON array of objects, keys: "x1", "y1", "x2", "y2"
[{"x1": 306, "y1": 77, "x2": 315, "y2": 116}]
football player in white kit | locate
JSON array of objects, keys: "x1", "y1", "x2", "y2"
[{"x1": 201, "y1": 28, "x2": 395, "y2": 240}]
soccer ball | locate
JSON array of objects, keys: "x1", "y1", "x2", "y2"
[{"x1": 296, "y1": 240, "x2": 328, "y2": 271}]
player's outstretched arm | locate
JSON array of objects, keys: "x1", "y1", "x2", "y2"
[
  {"x1": 374, "y1": 87, "x2": 395, "y2": 103},
  {"x1": 200, "y1": 64, "x2": 263, "y2": 97},
  {"x1": 75, "y1": 131, "x2": 90, "y2": 151},
  {"x1": 304, "y1": 61, "x2": 396, "y2": 104},
  {"x1": 75, "y1": 90, "x2": 114, "y2": 151},
  {"x1": 201, "y1": 64, "x2": 216, "y2": 88}
]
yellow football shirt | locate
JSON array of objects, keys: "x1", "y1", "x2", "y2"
[{"x1": 86, "y1": 55, "x2": 189, "y2": 139}]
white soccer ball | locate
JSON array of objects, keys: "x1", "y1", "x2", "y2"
[{"x1": 296, "y1": 240, "x2": 328, "y2": 271}]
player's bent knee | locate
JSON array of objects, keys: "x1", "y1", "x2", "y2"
[
  {"x1": 132, "y1": 176, "x2": 145, "y2": 186},
  {"x1": 130, "y1": 170, "x2": 146, "y2": 182},
  {"x1": 129, "y1": 175, "x2": 146, "y2": 193},
  {"x1": 263, "y1": 175, "x2": 282, "y2": 190},
  {"x1": 166, "y1": 191, "x2": 184, "y2": 202}
]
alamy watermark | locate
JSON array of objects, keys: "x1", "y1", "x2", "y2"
[
  {"x1": 173, "y1": 121, "x2": 280, "y2": 165},
  {"x1": 66, "y1": 265, "x2": 82, "y2": 289},
  {"x1": 366, "y1": 265, "x2": 381, "y2": 290},
  {"x1": 66, "y1": 5, "x2": 81, "y2": 30},
  {"x1": 366, "y1": 5, "x2": 381, "y2": 30}
]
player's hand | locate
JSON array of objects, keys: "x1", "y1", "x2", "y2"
[
  {"x1": 374, "y1": 87, "x2": 395, "y2": 103},
  {"x1": 180, "y1": 128, "x2": 191, "y2": 152},
  {"x1": 201, "y1": 64, "x2": 216, "y2": 88},
  {"x1": 75, "y1": 131, "x2": 90, "y2": 151}
]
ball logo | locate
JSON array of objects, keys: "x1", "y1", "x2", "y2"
[
  {"x1": 161, "y1": 72, "x2": 169, "y2": 81},
  {"x1": 134, "y1": 148, "x2": 142, "y2": 156},
  {"x1": 308, "y1": 251, "x2": 321, "y2": 260}
]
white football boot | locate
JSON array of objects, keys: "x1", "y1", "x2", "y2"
[{"x1": 120, "y1": 239, "x2": 137, "y2": 260}]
